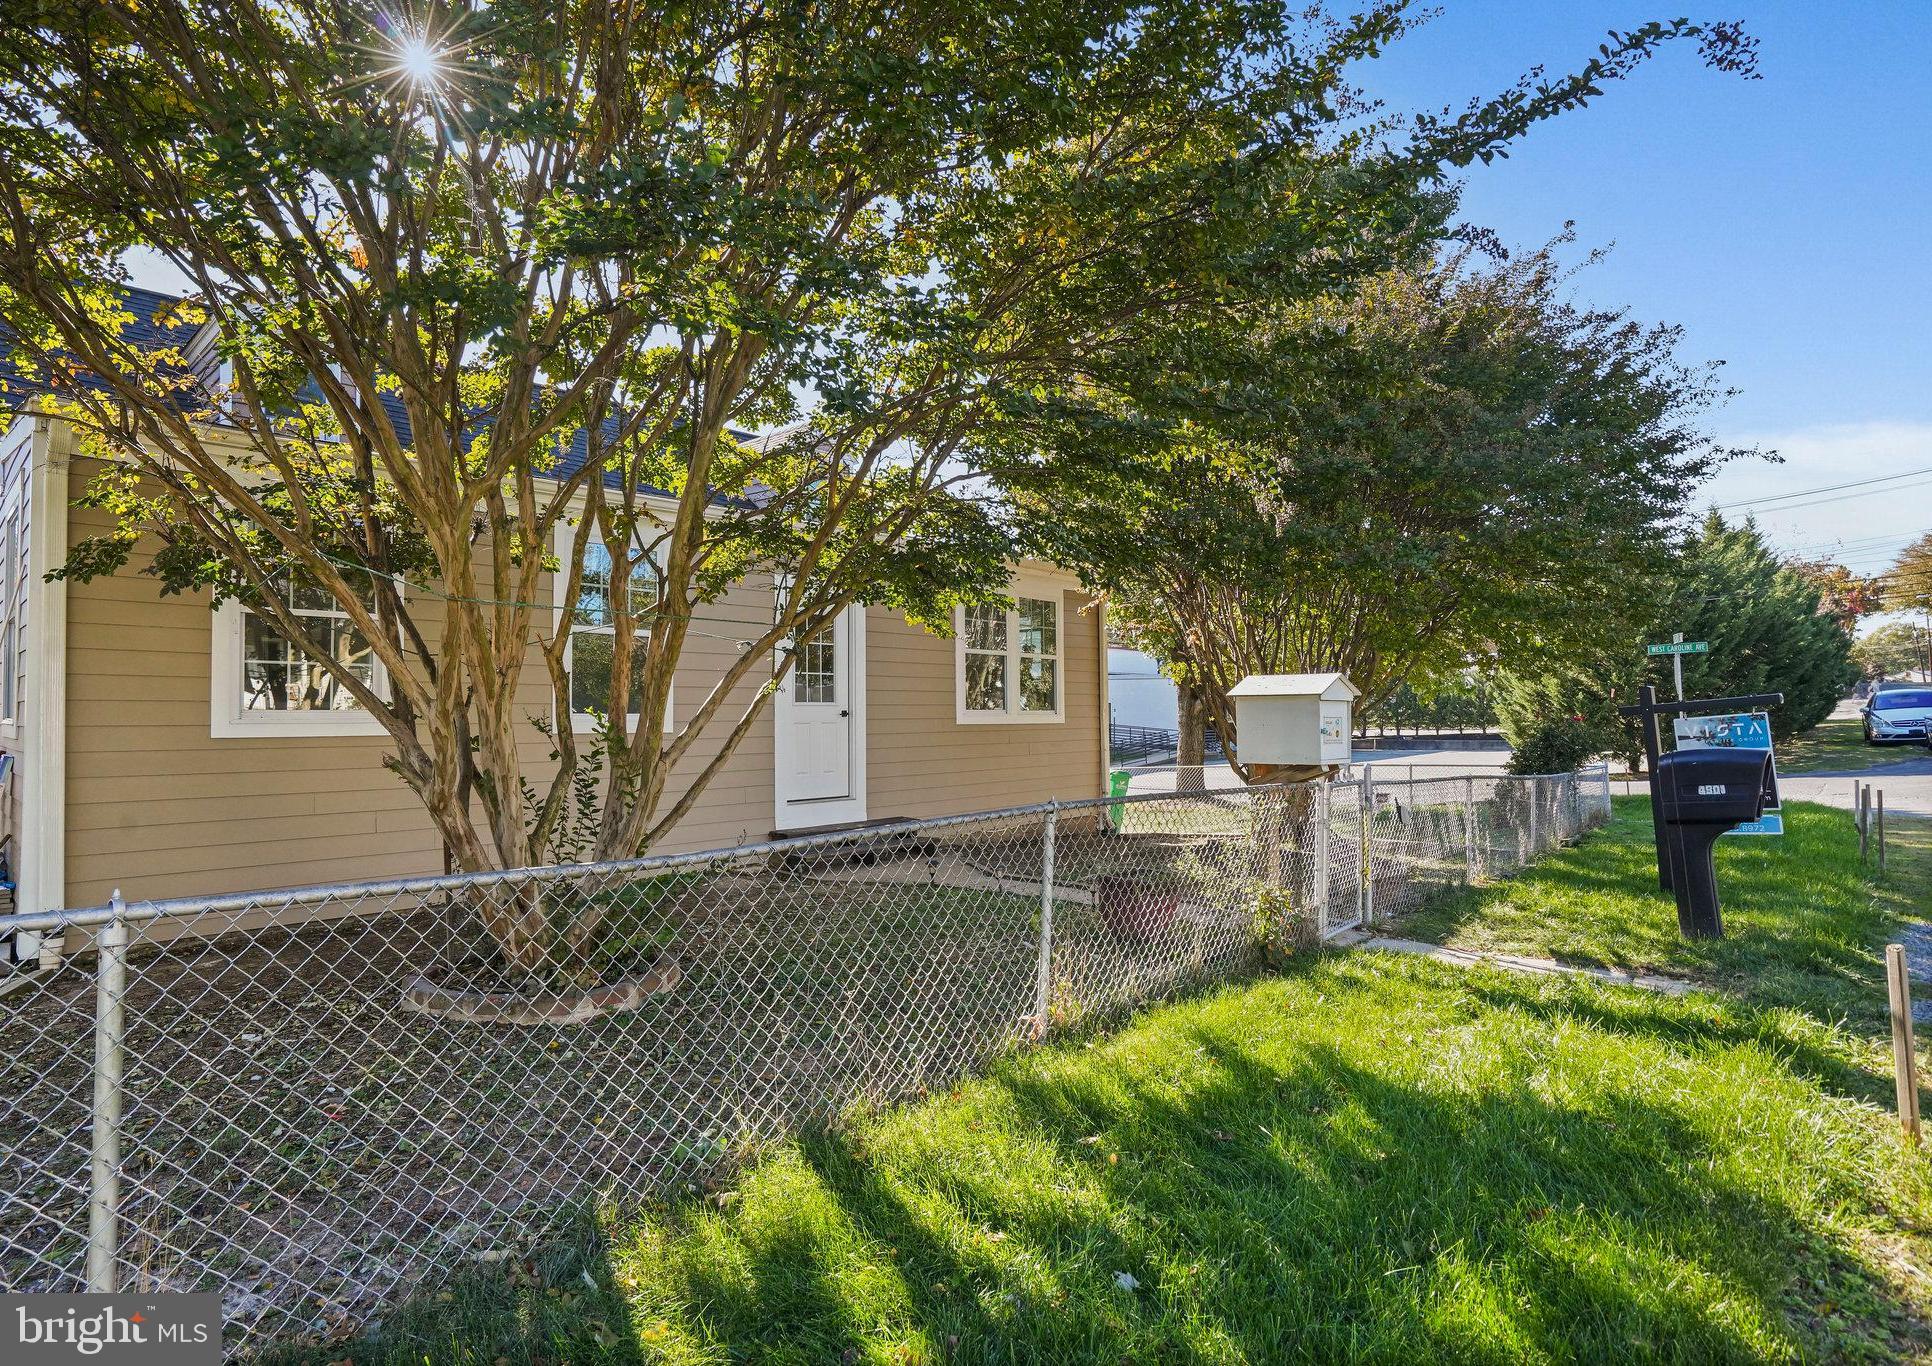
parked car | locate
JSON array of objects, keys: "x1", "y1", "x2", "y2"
[{"x1": 1861, "y1": 687, "x2": 1932, "y2": 744}]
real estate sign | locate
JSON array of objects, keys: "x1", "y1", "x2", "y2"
[{"x1": 1672, "y1": 710, "x2": 1782, "y2": 835}]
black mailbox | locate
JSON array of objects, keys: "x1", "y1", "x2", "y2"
[{"x1": 1654, "y1": 747, "x2": 1773, "y2": 938}]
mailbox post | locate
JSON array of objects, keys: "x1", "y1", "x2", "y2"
[
  {"x1": 1653, "y1": 747, "x2": 1775, "y2": 938},
  {"x1": 1618, "y1": 689, "x2": 1783, "y2": 939},
  {"x1": 1229, "y1": 674, "x2": 1360, "y2": 930}
]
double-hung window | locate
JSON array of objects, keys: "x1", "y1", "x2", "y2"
[
  {"x1": 558, "y1": 530, "x2": 665, "y2": 731},
  {"x1": 956, "y1": 589, "x2": 1062, "y2": 723},
  {"x1": 210, "y1": 571, "x2": 389, "y2": 737}
]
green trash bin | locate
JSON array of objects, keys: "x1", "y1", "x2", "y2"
[{"x1": 1108, "y1": 768, "x2": 1133, "y2": 831}]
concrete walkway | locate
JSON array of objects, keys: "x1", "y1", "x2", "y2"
[{"x1": 1339, "y1": 930, "x2": 1697, "y2": 997}]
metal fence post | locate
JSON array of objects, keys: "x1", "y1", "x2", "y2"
[
  {"x1": 1464, "y1": 775, "x2": 1477, "y2": 883},
  {"x1": 1314, "y1": 781, "x2": 1331, "y2": 937},
  {"x1": 1033, "y1": 804, "x2": 1057, "y2": 1038},
  {"x1": 1529, "y1": 778, "x2": 1541, "y2": 855},
  {"x1": 86, "y1": 890, "x2": 128, "y2": 1294},
  {"x1": 1358, "y1": 768, "x2": 1373, "y2": 928}
]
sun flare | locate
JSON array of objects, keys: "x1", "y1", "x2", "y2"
[{"x1": 394, "y1": 34, "x2": 445, "y2": 87}]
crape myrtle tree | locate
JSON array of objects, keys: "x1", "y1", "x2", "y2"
[
  {"x1": 1785, "y1": 557, "x2": 1883, "y2": 633},
  {"x1": 1007, "y1": 241, "x2": 1744, "y2": 779},
  {"x1": 0, "y1": 0, "x2": 1755, "y2": 969},
  {"x1": 1882, "y1": 533, "x2": 1932, "y2": 678}
]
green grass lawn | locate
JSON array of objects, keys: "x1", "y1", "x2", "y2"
[
  {"x1": 1777, "y1": 715, "x2": 1896, "y2": 774},
  {"x1": 1398, "y1": 797, "x2": 1925, "y2": 1033},
  {"x1": 296, "y1": 798, "x2": 1932, "y2": 1364}
]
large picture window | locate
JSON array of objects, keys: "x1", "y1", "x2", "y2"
[
  {"x1": 557, "y1": 529, "x2": 667, "y2": 731},
  {"x1": 210, "y1": 572, "x2": 389, "y2": 737},
  {"x1": 956, "y1": 590, "x2": 1062, "y2": 723}
]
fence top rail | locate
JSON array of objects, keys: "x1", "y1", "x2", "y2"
[
  {"x1": 1, "y1": 765, "x2": 1601, "y2": 936},
  {"x1": 0, "y1": 783, "x2": 1262, "y2": 934}
]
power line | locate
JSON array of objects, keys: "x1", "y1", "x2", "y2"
[
  {"x1": 1716, "y1": 464, "x2": 1932, "y2": 511},
  {"x1": 1774, "y1": 531, "x2": 1919, "y2": 559},
  {"x1": 1731, "y1": 477, "x2": 1932, "y2": 516}
]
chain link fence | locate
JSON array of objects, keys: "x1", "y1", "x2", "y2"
[{"x1": 0, "y1": 765, "x2": 1610, "y2": 1353}]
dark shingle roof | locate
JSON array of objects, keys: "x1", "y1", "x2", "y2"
[
  {"x1": 0, "y1": 284, "x2": 206, "y2": 406},
  {"x1": 1, "y1": 284, "x2": 758, "y2": 505}
]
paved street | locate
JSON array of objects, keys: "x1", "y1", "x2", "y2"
[
  {"x1": 1121, "y1": 746, "x2": 1510, "y2": 795},
  {"x1": 1125, "y1": 710, "x2": 1932, "y2": 819},
  {"x1": 1606, "y1": 700, "x2": 1932, "y2": 819}
]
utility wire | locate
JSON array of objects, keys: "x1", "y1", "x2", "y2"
[
  {"x1": 1716, "y1": 464, "x2": 1932, "y2": 510},
  {"x1": 1728, "y1": 478, "x2": 1932, "y2": 516}
]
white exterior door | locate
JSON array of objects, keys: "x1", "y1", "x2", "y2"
[{"x1": 774, "y1": 605, "x2": 866, "y2": 828}]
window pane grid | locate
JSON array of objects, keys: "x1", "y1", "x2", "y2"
[
  {"x1": 239, "y1": 588, "x2": 379, "y2": 715},
  {"x1": 793, "y1": 630, "x2": 837, "y2": 704},
  {"x1": 962, "y1": 594, "x2": 1058, "y2": 718},
  {"x1": 567, "y1": 541, "x2": 658, "y2": 719}
]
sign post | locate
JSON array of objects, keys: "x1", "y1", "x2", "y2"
[{"x1": 1646, "y1": 636, "x2": 1710, "y2": 704}]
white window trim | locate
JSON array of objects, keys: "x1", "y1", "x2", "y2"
[
  {"x1": 553, "y1": 522, "x2": 673, "y2": 736},
  {"x1": 954, "y1": 583, "x2": 1065, "y2": 725},
  {"x1": 0, "y1": 476, "x2": 22, "y2": 742},
  {"x1": 210, "y1": 592, "x2": 393, "y2": 739}
]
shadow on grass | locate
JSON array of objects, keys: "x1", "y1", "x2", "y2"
[
  {"x1": 982, "y1": 1036, "x2": 1806, "y2": 1360},
  {"x1": 261, "y1": 1213, "x2": 645, "y2": 1365},
  {"x1": 277, "y1": 796, "x2": 1932, "y2": 1363},
  {"x1": 1455, "y1": 974, "x2": 1892, "y2": 1107},
  {"x1": 336, "y1": 959, "x2": 1926, "y2": 1364},
  {"x1": 1396, "y1": 800, "x2": 1926, "y2": 1042}
]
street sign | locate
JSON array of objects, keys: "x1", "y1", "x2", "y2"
[
  {"x1": 1673, "y1": 710, "x2": 1781, "y2": 835},
  {"x1": 1648, "y1": 640, "x2": 1710, "y2": 656}
]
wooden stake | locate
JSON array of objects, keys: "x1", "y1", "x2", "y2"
[
  {"x1": 1860, "y1": 786, "x2": 1870, "y2": 863},
  {"x1": 1887, "y1": 944, "x2": 1921, "y2": 1144},
  {"x1": 1878, "y1": 790, "x2": 1887, "y2": 873}
]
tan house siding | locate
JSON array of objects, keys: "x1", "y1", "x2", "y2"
[
  {"x1": 53, "y1": 444, "x2": 1099, "y2": 909},
  {"x1": 61, "y1": 542, "x2": 782, "y2": 906},
  {"x1": 864, "y1": 576, "x2": 1104, "y2": 818},
  {"x1": 62, "y1": 454, "x2": 449, "y2": 908}
]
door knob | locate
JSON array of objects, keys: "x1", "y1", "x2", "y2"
[{"x1": 840, "y1": 709, "x2": 850, "y2": 717}]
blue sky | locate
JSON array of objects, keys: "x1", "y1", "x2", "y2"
[{"x1": 1359, "y1": 1, "x2": 1931, "y2": 577}]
